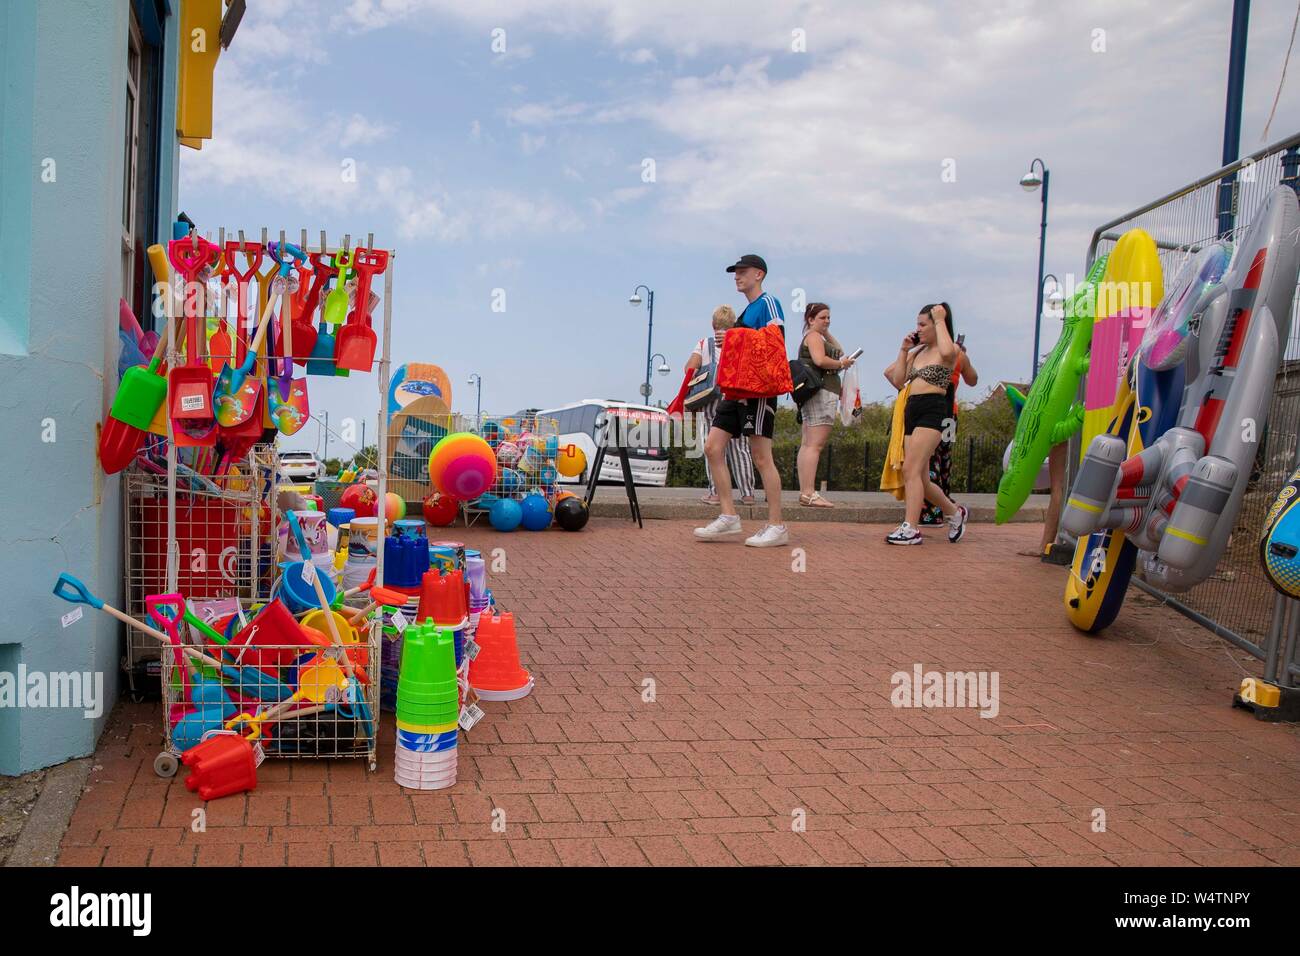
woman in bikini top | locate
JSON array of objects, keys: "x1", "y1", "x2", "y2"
[
  {"x1": 906, "y1": 361, "x2": 954, "y2": 390},
  {"x1": 881, "y1": 303, "x2": 967, "y2": 545}
]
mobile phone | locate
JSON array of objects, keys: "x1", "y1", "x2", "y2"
[
  {"x1": 846, "y1": 347, "x2": 863, "y2": 363},
  {"x1": 957, "y1": 334, "x2": 966, "y2": 348},
  {"x1": 910, "y1": 331, "x2": 921, "y2": 345}
]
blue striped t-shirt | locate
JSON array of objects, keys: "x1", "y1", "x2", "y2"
[{"x1": 737, "y1": 292, "x2": 785, "y2": 331}]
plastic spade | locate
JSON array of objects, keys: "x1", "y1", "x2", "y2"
[
  {"x1": 265, "y1": 242, "x2": 310, "y2": 434},
  {"x1": 213, "y1": 277, "x2": 282, "y2": 428},
  {"x1": 304, "y1": 252, "x2": 340, "y2": 375},
  {"x1": 99, "y1": 336, "x2": 169, "y2": 474},
  {"x1": 322, "y1": 248, "x2": 352, "y2": 328},
  {"x1": 335, "y1": 247, "x2": 386, "y2": 372},
  {"x1": 222, "y1": 240, "x2": 264, "y2": 366},
  {"x1": 288, "y1": 512, "x2": 373, "y2": 739},
  {"x1": 225, "y1": 654, "x2": 348, "y2": 740},
  {"x1": 53, "y1": 574, "x2": 225, "y2": 674},
  {"x1": 210, "y1": 252, "x2": 233, "y2": 374},
  {"x1": 168, "y1": 237, "x2": 221, "y2": 447},
  {"x1": 289, "y1": 254, "x2": 335, "y2": 367}
]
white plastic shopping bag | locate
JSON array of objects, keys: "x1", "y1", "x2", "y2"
[{"x1": 839, "y1": 363, "x2": 862, "y2": 425}]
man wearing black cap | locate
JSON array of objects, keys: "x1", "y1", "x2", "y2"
[{"x1": 694, "y1": 254, "x2": 789, "y2": 547}]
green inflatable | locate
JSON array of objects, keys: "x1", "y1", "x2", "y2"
[{"x1": 995, "y1": 255, "x2": 1108, "y2": 524}]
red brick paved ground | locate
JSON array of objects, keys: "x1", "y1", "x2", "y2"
[{"x1": 57, "y1": 518, "x2": 1300, "y2": 866}]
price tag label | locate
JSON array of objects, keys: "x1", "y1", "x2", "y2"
[
  {"x1": 391, "y1": 609, "x2": 408, "y2": 632},
  {"x1": 465, "y1": 639, "x2": 480, "y2": 661},
  {"x1": 458, "y1": 702, "x2": 485, "y2": 732},
  {"x1": 180, "y1": 394, "x2": 206, "y2": 412},
  {"x1": 300, "y1": 561, "x2": 317, "y2": 586},
  {"x1": 61, "y1": 607, "x2": 83, "y2": 628}
]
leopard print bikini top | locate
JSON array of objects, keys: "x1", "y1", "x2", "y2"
[{"x1": 906, "y1": 363, "x2": 953, "y2": 388}]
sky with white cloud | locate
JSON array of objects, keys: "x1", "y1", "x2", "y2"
[{"x1": 179, "y1": 0, "x2": 1300, "y2": 457}]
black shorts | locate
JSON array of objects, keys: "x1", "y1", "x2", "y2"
[
  {"x1": 904, "y1": 392, "x2": 950, "y2": 435},
  {"x1": 711, "y1": 397, "x2": 777, "y2": 439}
]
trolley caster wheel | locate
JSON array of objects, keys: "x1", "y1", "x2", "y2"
[{"x1": 153, "y1": 752, "x2": 180, "y2": 778}]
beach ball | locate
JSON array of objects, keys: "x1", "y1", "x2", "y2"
[
  {"x1": 384, "y1": 492, "x2": 406, "y2": 523},
  {"x1": 556, "y1": 444, "x2": 586, "y2": 478},
  {"x1": 429, "y1": 432, "x2": 497, "y2": 501},
  {"x1": 539, "y1": 464, "x2": 558, "y2": 486},
  {"x1": 520, "y1": 493, "x2": 552, "y2": 531},
  {"x1": 488, "y1": 498, "x2": 523, "y2": 532},
  {"x1": 495, "y1": 441, "x2": 522, "y2": 468},
  {"x1": 340, "y1": 483, "x2": 378, "y2": 518},
  {"x1": 554, "y1": 495, "x2": 589, "y2": 532},
  {"x1": 422, "y1": 492, "x2": 459, "y2": 527}
]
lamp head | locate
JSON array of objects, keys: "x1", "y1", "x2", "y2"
[
  {"x1": 1020, "y1": 170, "x2": 1043, "y2": 191},
  {"x1": 629, "y1": 293, "x2": 643, "y2": 306}
]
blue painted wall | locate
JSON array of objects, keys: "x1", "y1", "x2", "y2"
[{"x1": 0, "y1": 0, "x2": 158, "y2": 774}]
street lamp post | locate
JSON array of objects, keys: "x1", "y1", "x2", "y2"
[
  {"x1": 1020, "y1": 158, "x2": 1051, "y2": 380},
  {"x1": 1036, "y1": 273, "x2": 1065, "y2": 372},
  {"x1": 649, "y1": 353, "x2": 669, "y2": 405},
  {"x1": 630, "y1": 284, "x2": 655, "y2": 400},
  {"x1": 467, "y1": 373, "x2": 482, "y2": 431}
]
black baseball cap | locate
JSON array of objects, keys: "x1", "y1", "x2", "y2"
[{"x1": 725, "y1": 254, "x2": 768, "y2": 274}]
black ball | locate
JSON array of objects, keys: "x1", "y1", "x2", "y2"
[{"x1": 554, "y1": 495, "x2": 590, "y2": 531}]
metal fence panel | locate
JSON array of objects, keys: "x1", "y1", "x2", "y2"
[{"x1": 1083, "y1": 132, "x2": 1300, "y2": 669}]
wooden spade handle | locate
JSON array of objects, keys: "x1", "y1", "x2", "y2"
[{"x1": 101, "y1": 602, "x2": 224, "y2": 670}]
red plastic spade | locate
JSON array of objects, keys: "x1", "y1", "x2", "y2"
[
  {"x1": 167, "y1": 237, "x2": 220, "y2": 447},
  {"x1": 334, "y1": 246, "x2": 387, "y2": 372}
]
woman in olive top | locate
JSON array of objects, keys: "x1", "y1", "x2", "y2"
[{"x1": 796, "y1": 303, "x2": 855, "y2": 508}]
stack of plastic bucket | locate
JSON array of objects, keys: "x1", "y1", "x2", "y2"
[
  {"x1": 343, "y1": 516, "x2": 379, "y2": 593},
  {"x1": 378, "y1": 589, "x2": 419, "y2": 713},
  {"x1": 416, "y1": 569, "x2": 469, "y2": 670},
  {"x1": 394, "y1": 622, "x2": 459, "y2": 789},
  {"x1": 466, "y1": 554, "x2": 488, "y2": 630},
  {"x1": 469, "y1": 611, "x2": 534, "y2": 701},
  {"x1": 384, "y1": 532, "x2": 430, "y2": 592}
]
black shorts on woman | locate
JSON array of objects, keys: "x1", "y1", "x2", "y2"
[{"x1": 904, "y1": 392, "x2": 949, "y2": 435}]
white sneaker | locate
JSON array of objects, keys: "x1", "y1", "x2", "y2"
[
  {"x1": 947, "y1": 505, "x2": 969, "y2": 543},
  {"x1": 886, "y1": 522, "x2": 922, "y2": 545},
  {"x1": 744, "y1": 524, "x2": 789, "y2": 548},
  {"x1": 694, "y1": 514, "x2": 743, "y2": 540}
]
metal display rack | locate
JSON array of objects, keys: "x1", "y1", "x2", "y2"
[{"x1": 144, "y1": 228, "x2": 396, "y2": 772}]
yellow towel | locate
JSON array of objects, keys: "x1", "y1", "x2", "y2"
[{"x1": 879, "y1": 382, "x2": 911, "y2": 501}]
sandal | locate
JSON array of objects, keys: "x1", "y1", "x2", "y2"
[
  {"x1": 799, "y1": 492, "x2": 835, "y2": 508},
  {"x1": 740, "y1": 495, "x2": 755, "y2": 505},
  {"x1": 701, "y1": 494, "x2": 720, "y2": 505}
]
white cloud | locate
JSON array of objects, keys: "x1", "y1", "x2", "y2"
[
  {"x1": 620, "y1": 47, "x2": 657, "y2": 64},
  {"x1": 183, "y1": 74, "x2": 576, "y2": 244},
  {"x1": 506, "y1": 101, "x2": 589, "y2": 126},
  {"x1": 519, "y1": 131, "x2": 547, "y2": 155},
  {"x1": 340, "y1": 114, "x2": 393, "y2": 148}
]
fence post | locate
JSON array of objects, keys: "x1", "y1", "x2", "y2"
[
  {"x1": 826, "y1": 444, "x2": 834, "y2": 490},
  {"x1": 966, "y1": 437, "x2": 975, "y2": 494},
  {"x1": 863, "y1": 441, "x2": 870, "y2": 491}
]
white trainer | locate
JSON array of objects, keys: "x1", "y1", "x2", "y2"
[
  {"x1": 886, "y1": 522, "x2": 923, "y2": 545},
  {"x1": 947, "y1": 504, "x2": 969, "y2": 543},
  {"x1": 744, "y1": 524, "x2": 789, "y2": 548},
  {"x1": 694, "y1": 514, "x2": 743, "y2": 540}
]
